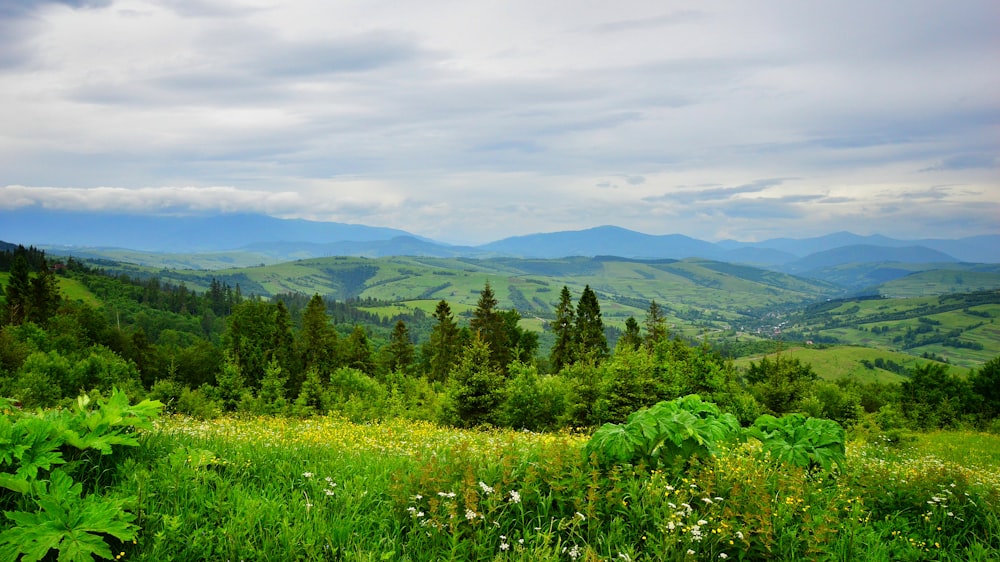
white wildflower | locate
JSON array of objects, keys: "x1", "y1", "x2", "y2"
[{"x1": 479, "y1": 481, "x2": 495, "y2": 494}]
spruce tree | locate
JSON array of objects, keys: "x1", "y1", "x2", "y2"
[
  {"x1": 470, "y1": 282, "x2": 510, "y2": 373},
  {"x1": 549, "y1": 286, "x2": 576, "y2": 372},
  {"x1": 644, "y1": 299, "x2": 668, "y2": 350},
  {"x1": 384, "y1": 319, "x2": 415, "y2": 374},
  {"x1": 448, "y1": 334, "x2": 504, "y2": 427},
  {"x1": 344, "y1": 325, "x2": 375, "y2": 375},
  {"x1": 27, "y1": 256, "x2": 60, "y2": 325},
  {"x1": 575, "y1": 285, "x2": 608, "y2": 361},
  {"x1": 4, "y1": 253, "x2": 30, "y2": 325},
  {"x1": 300, "y1": 294, "x2": 338, "y2": 374},
  {"x1": 620, "y1": 317, "x2": 642, "y2": 351},
  {"x1": 426, "y1": 300, "x2": 460, "y2": 382}
]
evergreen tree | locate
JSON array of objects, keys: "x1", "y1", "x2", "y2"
[
  {"x1": 575, "y1": 285, "x2": 608, "y2": 361},
  {"x1": 344, "y1": 325, "x2": 375, "y2": 375},
  {"x1": 644, "y1": 299, "x2": 668, "y2": 350},
  {"x1": 27, "y1": 257, "x2": 61, "y2": 325},
  {"x1": 271, "y1": 300, "x2": 298, "y2": 388},
  {"x1": 549, "y1": 286, "x2": 576, "y2": 372},
  {"x1": 502, "y1": 309, "x2": 539, "y2": 364},
  {"x1": 425, "y1": 300, "x2": 460, "y2": 382},
  {"x1": 470, "y1": 282, "x2": 510, "y2": 373},
  {"x1": 448, "y1": 334, "x2": 504, "y2": 427},
  {"x1": 384, "y1": 319, "x2": 415, "y2": 374},
  {"x1": 4, "y1": 253, "x2": 30, "y2": 325},
  {"x1": 619, "y1": 317, "x2": 642, "y2": 351},
  {"x1": 222, "y1": 299, "x2": 275, "y2": 389},
  {"x1": 299, "y1": 294, "x2": 338, "y2": 374}
]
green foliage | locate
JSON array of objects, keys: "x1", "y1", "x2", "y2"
[
  {"x1": 0, "y1": 469, "x2": 137, "y2": 562},
  {"x1": 0, "y1": 390, "x2": 161, "y2": 562},
  {"x1": 446, "y1": 335, "x2": 504, "y2": 427},
  {"x1": 748, "y1": 413, "x2": 846, "y2": 472},
  {"x1": 584, "y1": 395, "x2": 741, "y2": 472},
  {"x1": 747, "y1": 352, "x2": 817, "y2": 415}
]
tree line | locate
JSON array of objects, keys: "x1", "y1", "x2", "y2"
[{"x1": 1, "y1": 244, "x2": 998, "y2": 435}]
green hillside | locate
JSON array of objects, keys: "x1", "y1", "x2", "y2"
[
  {"x1": 876, "y1": 269, "x2": 1000, "y2": 297},
  {"x1": 0, "y1": 271, "x2": 100, "y2": 307},
  {"x1": 782, "y1": 291, "x2": 1000, "y2": 368},
  {"x1": 732, "y1": 345, "x2": 966, "y2": 383},
  {"x1": 92, "y1": 255, "x2": 839, "y2": 339}
]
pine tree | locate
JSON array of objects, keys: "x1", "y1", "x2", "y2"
[
  {"x1": 470, "y1": 282, "x2": 510, "y2": 373},
  {"x1": 549, "y1": 286, "x2": 576, "y2": 372},
  {"x1": 644, "y1": 299, "x2": 668, "y2": 350},
  {"x1": 426, "y1": 300, "x2": 460, "y2": 382},
  {"x1": 575, "y1": 285, "x2": 608, "y2": 361}
]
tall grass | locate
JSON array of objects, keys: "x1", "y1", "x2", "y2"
[{"x1": 105, "y1": 416, "x2": 1000, "y2": 561}]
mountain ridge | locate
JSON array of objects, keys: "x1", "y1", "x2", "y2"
[{"x1": 1, "y1": 209, "x2": 998, "y2": 265}]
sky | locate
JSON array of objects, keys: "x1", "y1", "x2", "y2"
[{"x1": 0, "y1": 0, "x2": 998, "y2": 244}]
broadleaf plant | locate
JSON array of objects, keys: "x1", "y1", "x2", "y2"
[
  {"x1": 747, "y1": 413, "x2": 846, "y2": 472},
  {"x1": 585, "y1": 394, "x2": 742, "y2": 472},
  {"x1": 0, "y1": 469, "x2": 138, "y2": 562}
]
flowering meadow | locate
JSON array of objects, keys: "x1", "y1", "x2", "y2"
[{"x1": 86, "y1": 415, "x2": 1000, "y2": 561}]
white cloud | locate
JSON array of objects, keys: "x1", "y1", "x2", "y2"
[{"x1": 0, "y1": 0, "x2": 996, "y2": 244}]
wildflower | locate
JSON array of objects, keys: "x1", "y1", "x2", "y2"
[
  {"x1": 702, "y1": 498, "x2": 714, "y2": 504},
  {"x1": 720, "y1": 554, "x2": 728, "y2": 559},
  {"x1": 500, "y1": 542, "x2": 509, "y2": 551},
  {"x1": 509, "y1": 490, "x2": 521, "y2": 503},
  {"x1": 568, "y1": 545, "x2": 581, "y2": 559},
  {"x1": 465, "y1": 508, "x2": 477, "y2": 520},
  {"x1": 687, "y1": 550, "x2": 696, "y2": 556},
  {"x1": 324, "y1": 489, "x2": 335, "y2": 496},
  {"x1": 698, "y1": 519, "x2": 708, "y2": 526},
  {"x1": 479, "y1": 481, "x2": 495, "y2": 494},
  {"x1": 302, "y1": 472, "x2": 313, "y2": 478},
  {"x1": 438, "y1": 491, "x2": 456, "y2": 499}
]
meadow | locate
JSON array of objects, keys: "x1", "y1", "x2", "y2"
[{"x1": 86, "y1": 414, "x2": 1000, "y2": 561}]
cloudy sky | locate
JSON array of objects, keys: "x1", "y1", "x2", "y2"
[{"x1": 0, "y1": 0, "x2": 997, "y2": 244}]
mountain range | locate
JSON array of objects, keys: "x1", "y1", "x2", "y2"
[{"x1": 2, "y1": 209, "x2": 998, "y2": 271}]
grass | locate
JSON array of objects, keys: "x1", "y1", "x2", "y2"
[
  {"x1": 0, "y1": 272, "x2": 101, "y2": 307},
  {"x1": 732, "y1": 345, "x2": 969, "y2": 382},
  {"x1": 96, "y1": 415, "x2": 1000, "y2": 561}
]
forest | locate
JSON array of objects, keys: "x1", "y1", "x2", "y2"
[
  {"x1": 2, "y1": 244, "x2": 998, "y2": 432},
  {"x1": 2, "y1": 243, "x2": 1000, "y2": 561}
]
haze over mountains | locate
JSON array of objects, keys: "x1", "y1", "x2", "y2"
[{"x1": 2, "y1": 209, "x2": 998, "y2": 270}]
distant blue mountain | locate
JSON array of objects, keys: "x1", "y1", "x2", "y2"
[
  {"x1": 2, "y1": 209, "x2": 997, "y2": 266},
  {"x1": 783, "y1": 245, "x2": 958, "y2": 273},
  {"x1": 0, "y1": 209, "x2": 422, "y2": 252},
  {"x1": 478, "y1": 225, "x2": 720, "y2": 259}
]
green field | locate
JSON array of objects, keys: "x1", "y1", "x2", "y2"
[
  {"x1": 731, "y1": 345, "x2": 952, "y2": 383},
  {"x1": 785, "y1": 292, "x2": 1000, "y2": 368},
  {"x1": 0, "y1": 271, "x2": 100, "y2": 307},
  {"x1": 78, "y1": 415, "x2": 1000, "y2": 560}
]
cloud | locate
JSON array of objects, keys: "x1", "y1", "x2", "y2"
[
  {"x1": 0, "y1": 0, "x2": 996, "y2": 244},
  {"x1": 643, "y1": 178, "x2": 790, "y2": 204},
  {"x1": 587, "y1": 10, "x2": 705, "y2": 33},
  {"x1": 921, "y1": 153, "x2": 999, "y2": 172}
]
